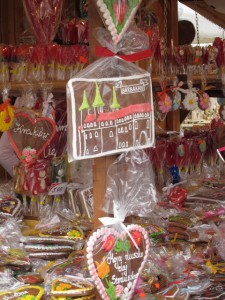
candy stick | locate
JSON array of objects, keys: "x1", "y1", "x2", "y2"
[{"x1": 46, "y1": 43, "x2": 59, "y2": 81}]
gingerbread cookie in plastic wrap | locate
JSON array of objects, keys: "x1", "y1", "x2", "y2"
[
  {"x1": 85, "y1": 150, "x2": 157, "y2": 300},
  {"x1": 67, "y1": 27, "x2": 154, "y2": 161}
]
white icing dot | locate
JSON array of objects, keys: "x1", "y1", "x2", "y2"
[
  {"x1": 96, "y1": 0, "x2": 102, "y2": 5},
  {"x1": 103, "y1": 11, "x2": 110, "y2": 19},
  {"x1": 86, "y1": 253, "x2": 92, "y2": 259},
  {"x1": 100, "y1": 4, "x2": 107, "y2": 13},
  {"x1": 87, "y1": 259, "x2": 92, "y2": 265}
]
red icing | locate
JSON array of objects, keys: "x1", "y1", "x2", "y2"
[{"x1": 96, "y1": 103, "x2": 151, "y2": 122}]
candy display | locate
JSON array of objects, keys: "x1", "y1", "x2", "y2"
[
  {"x1": 67, "y1": 26, "x2": 155, "y2": 160},
  {"x1": 1, "y1": 1, "x2": 225, "y2": 300}
]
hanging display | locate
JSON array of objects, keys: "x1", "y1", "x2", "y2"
[
  {"x1": 95, "y1": 0, "x2": 142, "y2": 44},
  {"x1": 67, "y1": 56, "x2": 154, "y2": 160},
  {"x1": 7, "y1": 112, "x2": 56, "y2": 165}
]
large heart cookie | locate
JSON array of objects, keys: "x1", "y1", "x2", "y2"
[
  {"x1": 23, "y1": 0, "x2": 64, "y2": 44},
  {"x1": 7, "y1": 112, "x2": 56, "y2": 165},
  {"x1": 86, "y1": 224, "x2": 150, "y2": 300},
  {"x1": 95, "y1": 0, "x2": 142, "y2": 44},
  {"x1": 0, "y1": 285, "x2": 44, "y2": 300}
]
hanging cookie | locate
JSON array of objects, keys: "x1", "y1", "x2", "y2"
[{"x1": 95, "y1": 0, "x2": 142, "y2": 44}]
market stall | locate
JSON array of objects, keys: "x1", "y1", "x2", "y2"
[{"x1": 0, "y1": 1, "x2": 225, "y2": 299}]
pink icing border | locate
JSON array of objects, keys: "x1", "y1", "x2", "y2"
[{"x1": 86, "y1": 224, "x2": 150, "y2": 300}]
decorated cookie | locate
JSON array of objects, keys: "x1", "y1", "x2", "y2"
[
  {"x1": 50, "y1": 295, "x2": 95, "y2": 300},
  {"x1": 16, "y1": 272, "x2": 44, "y2": 284},
  {"x1": 0, "y1": 197, "x2": 23, "y2": 218},
  {"x1": 39, "y1": 225, "x2": 84, "y2": 240},
  {"x1": 86, "y1": 224, "x2": 150, "y2": 300},
  {"x1": 24, "y1": 236, "x2": 79, "y2": 246},
  {"x1": 142, "y1": 224, "x2": 165, "y2": 241},
  {"x1": 0, "y1": 285, "x2": 44, "y2": 300},
  {"x1": 24, "y1": 244, "x2": 74, "y2": 253},
  {"x1": 29, "y1": 252, "x2": 70, "y2": 260},
  {"x1": 95, "y1": 0, "x2": 142, "y2": 44},
  {"x1": 51, "y1": 276, "x2": 95, "y2": 297},
  {"x1": 7, "y1": 112, "x2": 56, "y2": 165}
]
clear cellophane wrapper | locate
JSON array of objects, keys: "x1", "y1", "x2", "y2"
[
  {"x1": 22, "y1": 0, "x2": 64, "y2": 45},
  {"x1": 103, "y1": 150, "x2": 157, "y2": 217},
  {"x1": 67, "y1": 27, "x2": 154, "y2": 161},
  {"x1": 85, "y1": 150, "x2": 157, "y2": 300}
]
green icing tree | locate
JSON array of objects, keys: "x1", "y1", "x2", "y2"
[
  {"x1": 92, "y1": 82, "x2": 105, "y2": 108},
  {"x1": 79, "y1": 90, "x2": 90, "y2": 111},
  {"x1": 110, "y1": 87, "x2": 121, "y2": 109}
]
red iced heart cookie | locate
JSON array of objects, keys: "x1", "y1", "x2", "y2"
[
  {"x1": 95, "y1": 0, "x2": 142, "y2": 44},
  {"x1": 86, "y1": 224, "x2": 150, "y2": 300},
  {"x1": 23, "y1": 0, "x2": 64, "y2": 44},
  {"x1": 7, "y1": 112, "x2": 56, "y2": 165}
]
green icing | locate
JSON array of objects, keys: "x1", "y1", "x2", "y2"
[
  {"x1": 79, "y1": 90, "x2": 90, "y2": 111},
  {"x1": 103, "y1": 0, "x2": 140, "y2": 34},
  {"x1": 114, "y1": 239, "x2": 131, "y2": 252},
  {"x1": 105, "y1": 278, "x2": 116, "y2": 300},
  {"x1": 110, "y1": 87, "x2": 121, "y2": 109},
  {"x1": 92, "y1": 82, "x2": 105, "y2": 108}
]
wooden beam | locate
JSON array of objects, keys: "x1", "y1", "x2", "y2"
[
  {"x1": 88, "y1": 0, "x2": 116, "y2": 228},
  {"x1": 180, "y1": 0, "x2": 225, "y2": 29}
]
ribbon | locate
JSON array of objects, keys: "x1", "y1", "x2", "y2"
[
  {"x1": 95, "y1": 46, "x2": 154, "y2": 62},
  {"x1": 99, "y1": 202, "x2": 139, "y2": 250}
]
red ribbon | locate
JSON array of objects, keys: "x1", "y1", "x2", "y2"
[{"x1": 95, "y1": 45, "x2": 154, "y2": 62}]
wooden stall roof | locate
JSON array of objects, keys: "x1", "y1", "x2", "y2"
[{"x1": 179, "y1": 0, "x2": 225, "y2": 29}]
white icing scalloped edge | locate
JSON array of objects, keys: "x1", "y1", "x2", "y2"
[
  {"x1": 96, "y1": 0, "x2": 142, "y2": 44},
  {"x1": 86, "y1": 224, "x2": 150, "y2": 300}
]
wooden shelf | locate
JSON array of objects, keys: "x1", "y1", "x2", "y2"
[{"x1": 0, "y1": 73, "x2": 222, "y2": 95}]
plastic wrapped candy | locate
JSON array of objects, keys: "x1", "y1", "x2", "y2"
[
  {"x1": 85, "y1": 151, "x2": 157, "y2": 300},
  {"x1": 23, "y1": 0, "x2": 64, "y2": 45},
  {"x1": 67, "y1": 28, "x2": 154, "y2": 161}
]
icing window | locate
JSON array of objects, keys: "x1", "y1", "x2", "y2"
[{"x1": 109, "y1": 131, "x2": 114, "y2": 138}]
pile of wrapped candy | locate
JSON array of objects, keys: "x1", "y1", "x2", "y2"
[
  {"x1": 1, "y1": 147, "x2": 225, "y2": 299},
  {"x1": 0, "y1": 43, "x2": 89, "y2": 83}
]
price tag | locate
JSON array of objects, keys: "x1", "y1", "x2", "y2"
[{"x1": 48, "y1": 182, "x2": 67, "y2": 196}]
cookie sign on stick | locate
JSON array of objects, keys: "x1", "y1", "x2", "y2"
[
  {"x1": 7, "y1": 112, "x2": 56, "y2": 165},
  {"x1": 86, "y1": 224, "x2": 150, "y2": 300},
  {"x1": 95, "y1": 0, "x2": 142, "y2": 44}
]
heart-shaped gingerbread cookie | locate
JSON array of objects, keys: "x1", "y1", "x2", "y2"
[
  {"x1": 0, "y1": 285, "x2": 44, "y2": 300},
  {"x1": 95, "y1": 0, "x2": 142, "y2": 44},
  {"x1": 86, "y1": 224, "x2": 150, "y2": 300},
  {"x1": 7, "y1": 112, "x2": 56, "y2": 165}
]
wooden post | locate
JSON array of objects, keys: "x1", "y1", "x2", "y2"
[
  {"x1": 166, "y1": 0, "x2": 180, "y2": 132},
  {"x1": 88, "y1": 0, "x2": 116, "y2": 228}
]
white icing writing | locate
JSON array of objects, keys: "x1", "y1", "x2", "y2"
[
  {"x1": 106, "y1": 250, "x2": 144, "y2": 285},
  {"x1": 112, "y1": 272, "x2": 138, "y2": 285},
  {"x1": 3, "y1": 291, "x2": 28, "y2": 300},
  {"x1": 13, "y1": 121, "x2": 50, "y2": 140}
]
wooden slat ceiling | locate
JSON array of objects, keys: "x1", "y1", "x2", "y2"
[{"x1": 179, "y1": 0, "x2": 225, "y2": 29}]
